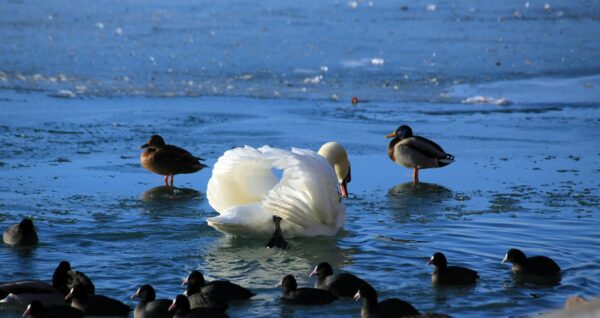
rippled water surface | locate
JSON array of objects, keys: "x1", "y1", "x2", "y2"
[{"x1": 1, "y1": 0, "x2": 600, "y2": 317}]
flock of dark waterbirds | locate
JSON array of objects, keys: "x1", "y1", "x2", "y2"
[
  {"x1": 3, "y1": 218, "x2": 562, "y2": 317},
  {"x1": 2, "y1": 125, "x2": 564, "y2": 317}
]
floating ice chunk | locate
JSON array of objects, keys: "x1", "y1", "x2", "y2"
[
  {"x1": 463, "y1": 96, "x2": 512, "y2": 105},
  {"x1": 303, "y1": 75, "x2": 323, "y2": 84},
  {"x1": 371, "y1": 58, "x2": 384, "y2": 66},
  {"x1": 75, "y1": 85, "x2": 87, "y2": 93},
  {"x1": 33, "y1": 74, "x2": 44, "y2": 81},
  {"x1": 348, "y1": 1, "x2": 358, "y2": 9},
  {"x1": 513, "y1": 10, "x2": 522, "y2": 18},
  {"x1": 525, "y1": 2, "x2": 530, "y2": 8},
  {"x1": 51, "y1": 90, "x2": 77, "y2": 98},
  {"x1": 544, "y1": 3, "x2": 552, "y2": 12},
  {"x1": 426, "y1": 4, "x2": 436, "y2": 11},
  {"x1": 115, "y1": 27, "x2": 123, "y2": 35},
  {"x1": 96, "y1": 22, "x2": 104, "y2": 29},
  {"x1": 320, "y1": 66, "x2": 328, "y2": 73},
  {"x1": 330, "y1": 94, "x2": 340, "y2": 101}
]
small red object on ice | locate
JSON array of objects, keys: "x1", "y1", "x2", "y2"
[{"x1": 351, "y1": 96, "x2": 359, "y2": 105}]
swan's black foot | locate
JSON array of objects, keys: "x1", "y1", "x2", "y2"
[{"x1": 266, "y1": 215, "x2": 289, "y2": 250}]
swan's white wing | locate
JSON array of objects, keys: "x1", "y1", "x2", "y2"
[
  {"x1": 207, "y1": 146, "x2": 278, "y2": 214},
  {"x1": 262, "y1": 146, "x2": 343, "y2": 235},
  {"x1": 206, "y1": 145, "x2": 345, "y2": 238}
]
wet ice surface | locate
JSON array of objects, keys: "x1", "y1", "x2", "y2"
[
  {"x1": 1, "y1": 0, "x2": 600, "y2": 317},
  {"x1": 0, "y1": 87, "x2": 599, "y2": 317},
  {"x1": 1, "y1": 1, "x2": 600, "y2": 101}
]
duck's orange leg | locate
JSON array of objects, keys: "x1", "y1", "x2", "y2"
[
  {"x1": 169, "y1": 175, "x2": 174, "y2": 187},
  {"x1": 413, "y1": 167, "x2": 419, "y2": 184},
  {"x1": 164, "y1": 175, "x2": 169, "y2": 186}
]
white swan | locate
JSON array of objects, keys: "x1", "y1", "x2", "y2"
[{"x1": 206, "y1": 142, "x2": 351, "y2": 238}]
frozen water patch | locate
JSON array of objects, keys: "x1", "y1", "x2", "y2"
[{"x1": 452, "y1": 75, "x2": 600, "y2": 105}]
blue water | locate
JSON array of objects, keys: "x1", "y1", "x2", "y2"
[{"x1": 1, "y1": 1, "x2": 600, "y2": 317}]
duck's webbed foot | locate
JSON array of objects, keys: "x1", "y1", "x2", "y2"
[{"x1": 266, "y1": 215, "x2": 289, "y2": 250}]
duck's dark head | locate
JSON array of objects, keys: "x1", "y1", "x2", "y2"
[
  {"x1": 52, "y1": 261, "x2": 72, "y2": 288},
  {"x1": 23, "y1": 300, "x2": 44, "y2": 317},
  {"x1": 19, "y1": 218, "x2": 35, "y2": 232},
  {"x1": 182, "y1": 270, "x2": 205, "y2": 286},
  {"x1": 277, "y1": 275, "x2": 297, "y2": 292},
  {"x1": 131, "y1": 284, "x2": 156, "y2": 301},
  {"x1": 56, "y1": 260, "x2": 72, "y2": 271},
  {"x1": 385, "y1": 125, "x2": 413, "y2": 140},
  {"x1": 427, "y1": 252, "x2": 447, "y2": 269},
  {"x1": 141, "y1": 135, "x2": 166, "y2": 149},
  {"x1": 354, "y1": 283, "x2": 378, "y2": 305},
  {"x1": 502, "y1": 248, "x2": 527, "y2": 265},
  {"x1": 168, "y1": 295, "x2": 190, "y2": 314},
  {"x1": 309, "y1": 262, "x2": 334, "y2": 278}
]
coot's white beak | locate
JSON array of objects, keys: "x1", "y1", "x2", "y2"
[
  {"x1": 168, "y1": 299, "x2": 177, "y2": 312},
  {"x1": 502, "y1": 254, "x2": 508, "y2": 264},
  {"x1": 353, "y1": 290, "x2": 361, "y2": 301},
  {"x1": 309, "y1": 265, "x2": 318, "y2": 277},
  {"x1": 23, "y1": 304, "x2": 31, "y2": 317},
  {"x1": 426, "y1": 256, "x2": 434, "y2": 265}
]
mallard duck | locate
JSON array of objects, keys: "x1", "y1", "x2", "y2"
[
  {"x1": 385, "y1": 125, "x2": 454, "y2": 183},
  {"x1": 140, "y1": 135, "x2": 207, "y2": 187}
]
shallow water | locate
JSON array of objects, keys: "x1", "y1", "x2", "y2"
[
  {"x1": 1, "y1": 90, "x2": 599, "y2": 317},
  {"x1": 1, "y1": 0, "x2": 600, "y2": 317}
]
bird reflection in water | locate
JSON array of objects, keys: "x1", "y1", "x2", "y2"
[
  {"x1": 140, "y1": 186, "x2": 201, "y2": 202},
  {"x1": 387, "y1": 182, "x2": 453, "y2": 223}
]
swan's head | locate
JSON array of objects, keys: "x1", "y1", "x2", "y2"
[{"x1": 318, "y1": 142, "x2": 351, "y2": 198}]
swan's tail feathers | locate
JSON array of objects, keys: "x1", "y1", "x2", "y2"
[{"x1": 437, "y1": 154, "x2": 455, "y2": 167}]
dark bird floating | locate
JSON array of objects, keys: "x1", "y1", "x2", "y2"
[
  {"x1": 3, "y1": 218, "x2": 38, "y2": 246},
  {"x1": 427, "y1": 252, "x2": 479, "y2": 286},
  {"x1": 309, "y1": 262, "x2": 367, "y2": 298}
]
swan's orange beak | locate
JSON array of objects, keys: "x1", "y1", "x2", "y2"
[
  {"x1": 385, "y1": 132, "x2": 396, "y2": 138},
  {"x1": 340, "y1": 182, "x2": 348, "y2": 198}
]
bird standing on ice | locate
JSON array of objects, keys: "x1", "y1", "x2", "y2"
[
  {"x1": 206, "y1": 142, "x2": 350, "y2": 238},
  {"x1": 140, "y1": 135, "x2": 207, "y2": 187},
  {"x1": 385, "y1": 125, "x2": 454, "y2": 184}
]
